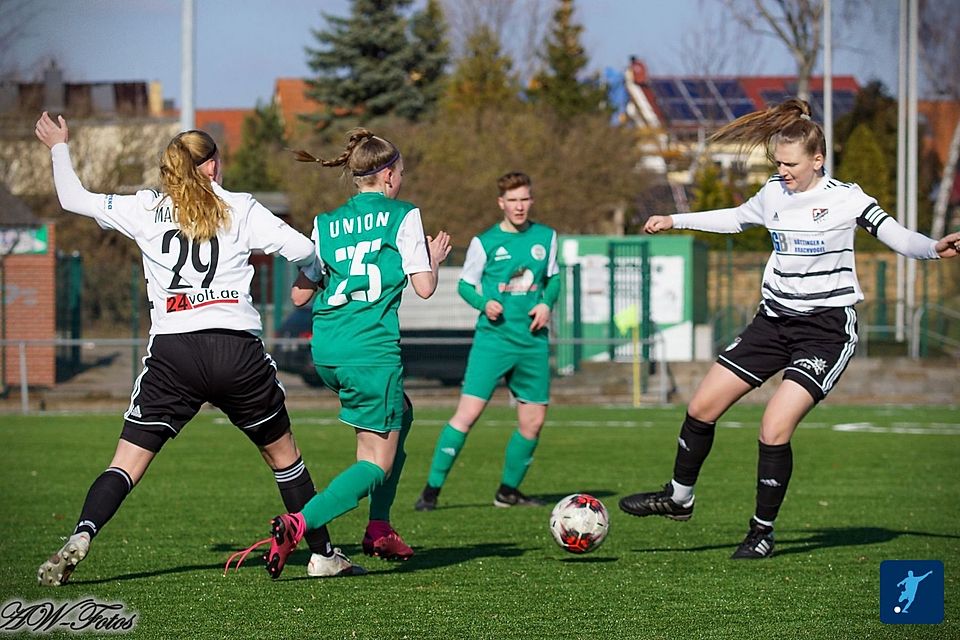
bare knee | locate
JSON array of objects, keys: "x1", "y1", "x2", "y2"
[
  {"x1": 449, "y1": 396, "x2": 487, "y2": 432},
  {"x1": 517, "y1": 403, "x2": 547, "y2": 439}
]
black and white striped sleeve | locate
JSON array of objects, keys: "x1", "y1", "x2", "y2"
[
  {"x1": 854, "y1": 188, "x2": 937, "y2": 258},
  {"x1": 856, "y1": 202, "x2": 891, "y2": 236}
]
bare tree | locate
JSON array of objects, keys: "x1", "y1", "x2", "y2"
[
  {"x1": 677, "y1": 0, "x2": 765, "y2": 76},
  {"x1": 0, "y1": 0, "x2": 44, "y2": 80},
  {"x1": 442, "y1": 0, "x2": 550, "y2": 82},
  {"x1": 919, "y1": 0, "x2": 960, "y2": 99},
  {"x1": 721, "y1": 0, "x2": 823, "y2": 100},
  {"x1": 920, "y1": 0, "x2": 960, "y2": 236}
]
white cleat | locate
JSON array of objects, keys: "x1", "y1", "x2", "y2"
[
  {"x1": 306, "y1": 549, "x2": 367, "y2": 578},
  {"x1": 38, "y1": 533, "x2": 90, "y2": 586}
]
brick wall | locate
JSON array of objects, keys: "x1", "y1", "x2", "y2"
[{"x1": 3, "y1": 224, "x2": 56, "y2": 387}]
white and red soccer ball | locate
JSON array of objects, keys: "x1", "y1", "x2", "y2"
[{"x1": 549, "y1": 493, "x2": 609, "y2": 554}]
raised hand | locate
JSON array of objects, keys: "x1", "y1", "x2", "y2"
[
  {"x1": 427, "y1": 230, "x2": 452, "y2": 267},
  {"x1": 35, "y1": 111, "x2": 69, "y2": 149}
]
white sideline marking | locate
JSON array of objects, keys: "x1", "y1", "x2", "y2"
[
  {"x1": 209, "y1": 416, "x2": 960, "y2": 434},
  {"x1": 833, "y1": 422, "x2": 960, "y2": 435}
]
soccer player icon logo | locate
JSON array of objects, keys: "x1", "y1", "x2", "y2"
[
  {"x1": 895, "y1": 570, "x2": 932, "y2": 614},
  {"x1": 880, "y1": 560, "x2": 944, "y2": 624}
]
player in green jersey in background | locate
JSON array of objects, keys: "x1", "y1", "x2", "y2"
[
  {"x1": 227, "y1": 129, "x2": 450, "y2": 578},
  {"x1": 415, "y1": 172, "x2": 560, "y2": 511}
]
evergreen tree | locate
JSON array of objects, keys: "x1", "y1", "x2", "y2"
[
  {"x1": 441, "y1": 24, "x2": 520, "y2": 116},
  {"x1": 528, "y1": 0, "x2": 607, "y2": 121},
  {"x1": 691, "y1": 163, "x2": 736, "y2": 212},
  {"x1": 833, "y1": 81, "x2": 897, "y2": 178},
  {"x1": 408, "y1": 0, "x2": 450, "y2": 116},
  {"x1": 223, "y1": 101, "x2": 286, "y2": 192},
  {"x1": 304, "y1": 0, "x2": 444, "y2": 126},
  {"x1": 836, "y1": 123, "x2": 893, "y2": 211}
]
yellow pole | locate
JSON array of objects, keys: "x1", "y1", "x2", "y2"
[{"x1": 632, "y1": 325, "x2": 641, "y2": 407}]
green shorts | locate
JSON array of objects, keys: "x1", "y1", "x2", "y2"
[
  {"x1": 314, "y1": 364, "x2": 406, "y2": 433},
  {"x1": 461, "y1": 341, "x2": 550, "y2": 404}
]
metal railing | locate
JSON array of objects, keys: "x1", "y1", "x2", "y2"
[{"x1": 910, "y1": 304, "x2": 960, "y2": 358}]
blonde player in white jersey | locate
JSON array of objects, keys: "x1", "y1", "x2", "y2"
[
  {"x1": 619, "y1": 98, "x2": 960, "y2": 559},
  {"x1": 34, "y1": 112, "x2": 361, "y2": 586}
]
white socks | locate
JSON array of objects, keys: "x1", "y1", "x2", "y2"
[{"x1": 670, "y1": 480, "x2": 695, "y2": 505}]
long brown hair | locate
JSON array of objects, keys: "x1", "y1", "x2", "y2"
[
  {"x1": 709, "y1": 98, "x2": 825, "y2": 163},
  {"x1": 159, "y1": 130, "x2": 230, "y2": 241},
  {"x1": 292, "y1": 128, "x2": 399, "y2": 188}
]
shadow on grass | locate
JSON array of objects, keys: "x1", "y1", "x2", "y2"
[
  {"x1": 69, "y1": 562, "x2": 227, "y2": 585},
  {"x1": 775, "y1": 527, "x2": 960, "y2": 557},
  {"x1": 631, "y1": 526, "x2": 960, "y2": 556},
  {"x1": 273, "y1": 542, "x2": 529, "y2": 579},
  {"x1": 558, "y1": 556, "x2": 618, "y2": 564},
  {"x1": 424, "y1": 489, "x2": 618, "y2": 511}
]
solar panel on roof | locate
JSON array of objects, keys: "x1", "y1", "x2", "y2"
[
  {"x1": 683, "y1": 80, "x2": 710, "y2": 98},
  {"x1": 663, "y1": 100, "x2": 697, "y2": 122},
  {"x1": 696, "y1": 101, "x2": 727, "y2": 122},
  {"x1": 760, "y1": 90, "x2": 791, "y2": 107},
  {"x1": 651, "y1": 79, "x2": 680, "y2": 98},
  {"x1": 714, "y1": 80, "x2": 747, "y2": 99}
]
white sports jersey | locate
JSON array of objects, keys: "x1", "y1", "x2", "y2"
[
  {"x1": 51, "y1": 143, "x2": 316, "y2": 335},
  {"x1": 671, "y1": 173, "x2": 939, "y2": 316}
]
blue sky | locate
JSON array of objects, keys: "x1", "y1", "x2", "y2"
[{"x1": 10, "y1": 0, "x2": 900, "y2": 109}]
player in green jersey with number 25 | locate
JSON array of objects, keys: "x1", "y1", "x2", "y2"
[{"x1": 227, "y1": 129, "x2": 450, "y2": 579}]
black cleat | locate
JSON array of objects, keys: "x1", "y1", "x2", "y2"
[
  {"x1": 414, "y1": 485, "x2": 440, "y2": 512},
  {"x1": 731, "y1": 519, "x2": 775, "y2": 559},
  {"x1": 493, "y1": 486, "x2": 545, "y2": 508},
  {"x1": 618, "y1": 482, "x2": 695, "y2": 521}
]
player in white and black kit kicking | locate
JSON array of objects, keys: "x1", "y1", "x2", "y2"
[
  {"x1": 618, "y1": 98, "x2": 960, "y2": 559},
  {"x1": 34, "y1": 112, "x2": 364, "y2": 585}
]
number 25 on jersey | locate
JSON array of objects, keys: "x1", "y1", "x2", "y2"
[{"x1": 327, "y1": 239, "x2": 382, "y2": 306}]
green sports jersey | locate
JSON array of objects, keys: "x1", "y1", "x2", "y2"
[
  {"x1": 461, "y1": 221, "x2": 559, "y2": 348},
  {"x1": 310, "y1": 192, "x2": 426, "y2": 366}
]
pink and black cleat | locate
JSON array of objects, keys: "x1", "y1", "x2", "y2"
[{"x1": 224, "y1": 512, "x2": 306, "y2": 579}]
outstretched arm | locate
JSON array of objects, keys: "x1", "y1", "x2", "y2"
[{"x1": 35, "y1": 112, "x2": 104, "y2": 218}]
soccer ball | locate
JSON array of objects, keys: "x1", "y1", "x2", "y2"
[{"x1": 549, "y1": 493, "x2": 609, "y2": 554}]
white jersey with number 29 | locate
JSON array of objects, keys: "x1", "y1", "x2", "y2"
[{"x1": 50, "y1": 143, "x2": 316, "y2": 335}]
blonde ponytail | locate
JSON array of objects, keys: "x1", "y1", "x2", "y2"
[
  {"x1": 159, "y1": 130, "x2": 230, "y2": 242},
  {"x1": 709, "y1": 98, "x2": 825, "y2": 162}
]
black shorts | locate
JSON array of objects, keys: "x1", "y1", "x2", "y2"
[
  {"x1": 120, "y1": 329, "x2": 290, "y2": 452},
  {"x1": 716, "y1": 307, "x2": 858, "y2": 403}
]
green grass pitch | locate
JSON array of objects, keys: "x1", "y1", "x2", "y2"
[{"x1": 1, "y1": 404, "x2": 957, "y2": 639}]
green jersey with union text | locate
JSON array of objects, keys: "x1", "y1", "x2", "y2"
[
  {"x1": 461, "y1": 221, "x2": 559, "y2": 348},
  {"x1": 308, "y1": 191, "x2": 431, "y2": 366}
]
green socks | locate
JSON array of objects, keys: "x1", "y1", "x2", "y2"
[
  {"x1": 300, "y1": 460, "x2": 386, "y2": 530},
  {"x1": 368, "y1": 407, "x2": 413, "y2": 522},
  {"x1": 501, "y1": 429, "x2": 538, "y2": 489},
  {"x1": 426, "y1": 424, "x2": 468, "y2": 489}
]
